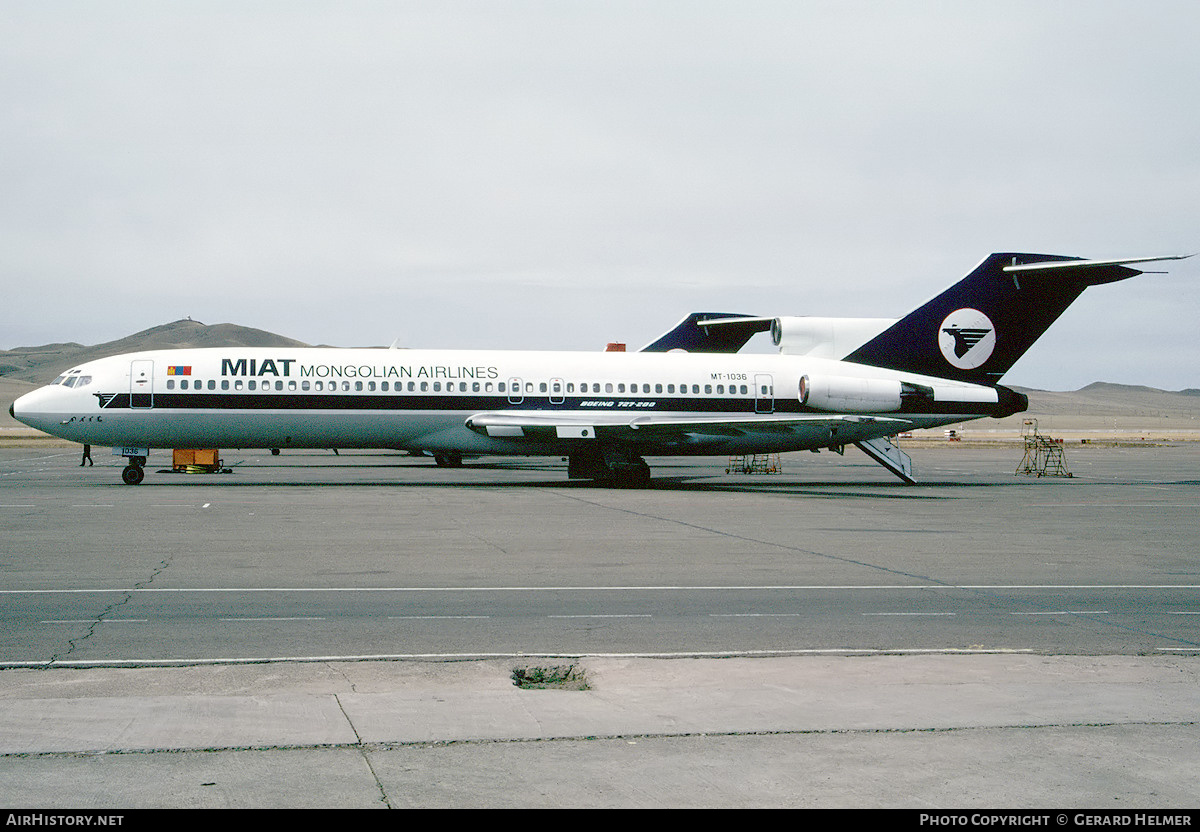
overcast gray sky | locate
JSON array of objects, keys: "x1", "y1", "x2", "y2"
[{"x1": 3, "y1": 1, "x2": 1197, "y2": 390}]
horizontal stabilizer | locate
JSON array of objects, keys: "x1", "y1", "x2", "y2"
[
  {"x1": 1002, "y1": 253, "x2": 1192, "y2": 274},
  {"x1": 640, "y1": 313, "x2": 768, "y2": 353},
  {"x1": 1002, "y1": 254, "x2": 1193, "y2": 286}
]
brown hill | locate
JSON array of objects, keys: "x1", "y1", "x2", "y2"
[
  {"x1": 1008, "y1": 383, "x2": 1200, "y2": 420},
  {"x1": 0, "y1": 320, "x2": 311, "y2": 384}
]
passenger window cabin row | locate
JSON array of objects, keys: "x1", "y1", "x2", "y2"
[{"x1": 161, "y1": 378, "x2": 759, "y2": 396}]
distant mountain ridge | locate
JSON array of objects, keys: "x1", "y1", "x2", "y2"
[
  {"x1": 1005, "y1": 382, "x2": 1200, "y2": 420},
  {"x1": 0, "y1": 319, "x2": 311, "y2": 383},
  {"x1": 1078, "y1": 381, "x2": 1200, "y2": 398}
]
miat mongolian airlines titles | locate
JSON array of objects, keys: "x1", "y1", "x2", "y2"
[{"x1": 11, "y1": 252, "x2": 1192, "y2": 485}]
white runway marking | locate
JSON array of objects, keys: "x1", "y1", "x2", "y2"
[
  {"x1": 220, "y1": 617, "x2": 325, "y2": 622},
  {"x1": 3, "y1": 584, "x2": 1197, "y2": 594}
]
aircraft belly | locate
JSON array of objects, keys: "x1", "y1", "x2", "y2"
[{"x1": 73, "y1": 409, "x2": 469, "y2": 450}]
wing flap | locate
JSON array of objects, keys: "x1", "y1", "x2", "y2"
[{"x1": 629, "y1": 413, "x2": 911, "y2": 438}]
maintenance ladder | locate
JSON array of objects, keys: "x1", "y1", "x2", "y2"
[
  {"x1": 726, "y1": 453, "x2": 782, "y2": 475},
  {"x1": 1016, "y1": 419, "x2": 1072, "y2": 477}
]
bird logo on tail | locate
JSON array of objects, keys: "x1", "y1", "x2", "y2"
[{"x1": 938, "y1": 309, "x2": 996, "y2": 369}]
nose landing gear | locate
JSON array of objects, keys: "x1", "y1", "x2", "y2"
[
  {"x1": 119, "y1": 453, "x2": 147, "y2": 485},
  {"x1": 121, "y1": 462, "x2": 144, "y2": 485}
]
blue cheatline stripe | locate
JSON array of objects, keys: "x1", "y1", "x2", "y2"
[
  {"x1": 93, "y1": 391, "x2": 1003, "y2": 417},
  {"x1": 99, "y1": 392, "x2": 780, "y2": 414}
]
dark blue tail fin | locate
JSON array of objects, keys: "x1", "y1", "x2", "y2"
[{"x1": 842, "y1": 253, "x2": 1174, "y2": 383}]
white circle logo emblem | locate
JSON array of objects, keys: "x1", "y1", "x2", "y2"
[{"x1": 938, "y1": 308, "x2": 995, "y2": 369}]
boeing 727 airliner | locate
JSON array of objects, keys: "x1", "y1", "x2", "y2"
[{"x1": 11, "y1": 252, "x2": 1189, "y2": 485}]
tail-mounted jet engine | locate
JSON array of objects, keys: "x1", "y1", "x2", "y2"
[
  {"x1": 798, "y1": 375, "x2": 942, "y2": 413},
  {"x1": 771, "y1": 317, "x2": 896, "y2": 358},
  {"x1": 799, "y1": 374, "x2": 903, "y2": 413}
]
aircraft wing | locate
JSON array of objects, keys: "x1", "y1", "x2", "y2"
[
  {"x1": 629, "y1": 413, "x2": 911, "y2": 442},
  {"x1": 465, "y1": 410, "x2": 911, "y2": 441}
]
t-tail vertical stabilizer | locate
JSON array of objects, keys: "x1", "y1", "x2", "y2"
[{"x1": 842, "y1": 253, "x2": 1191, "y2": 383}]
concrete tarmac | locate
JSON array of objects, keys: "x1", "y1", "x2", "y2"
[
  {"x1": 1, "y1": 655, "x2": 1199, "y2": 809},
  {"x1": 1, "y1": 443, "x2": 1198, "y2": 808}
]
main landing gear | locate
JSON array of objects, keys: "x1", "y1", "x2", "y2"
[{"x1": 568, "y1": 446, "x2": 652, "y2": 488}]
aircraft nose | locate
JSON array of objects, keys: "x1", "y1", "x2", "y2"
[{"x1": 10, "y1": 392, "x2": 36, "y2": 427}]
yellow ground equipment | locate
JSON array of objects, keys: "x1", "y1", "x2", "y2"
[{"x1": 172, "y1": 449, "x2": 224, "y2": 473}]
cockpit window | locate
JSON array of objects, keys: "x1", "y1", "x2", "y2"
[
  {"x1": 51, "y1": 375, "x2": 67, "y2": 385},
  {"x1": 62, "y1": 376, "x2": 79, "y2": 388}
]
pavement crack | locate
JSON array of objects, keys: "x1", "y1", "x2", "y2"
[
  {"x1": 453, "y1": 519, "x2": 510, "y2": 556},
  {"x1": 8, "y1": 718, "x2": 1196, "y2": 760},
  {"x1": 326, "y1": 661, "x2": 357, "y2": 692},
  {"x1": 45, "y1": 559, "x2": 171, "y2": 667},
  {"x1": 334, "y1": 692, "x2": 394, "y2": 808},
  {"x1": 333, "y1": 693, "x2": 363, "y2": 744}
]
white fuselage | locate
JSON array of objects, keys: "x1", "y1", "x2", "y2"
[{"x1": 13, "y1": 346, "x2": 1004, "y2": 457}]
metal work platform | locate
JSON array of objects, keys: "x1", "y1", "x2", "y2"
[
  {"x1": 1016, "y1": 419, "x2": 1072, "y2": 477},
  {"x1": 726, "y1": 453, "x2": 782, "y2": 474}
]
